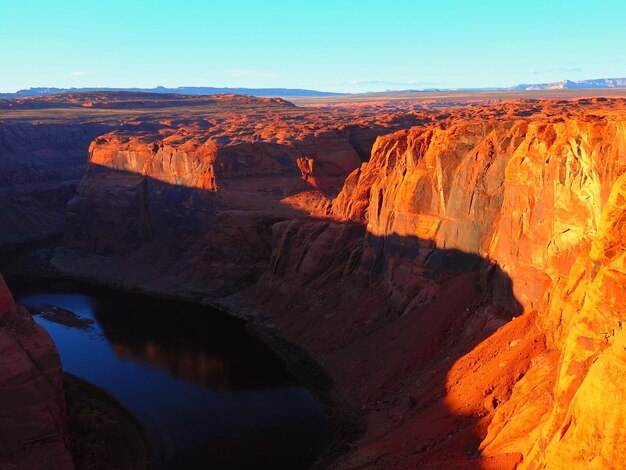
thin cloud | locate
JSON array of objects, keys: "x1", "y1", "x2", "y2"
[{"x1": 68, "y1": 70, "x2": 87, "y2": 77}]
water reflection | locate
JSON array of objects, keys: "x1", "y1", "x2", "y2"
[
  {"x1": 11, "y1": 278, "x2": 329, "y2": 470},
  {"x1": 111, "y1": 343, "x2": 231, "y2": 389},
  {"x1": 89, "y1": 291, "x2": 294, "y2": 390}
]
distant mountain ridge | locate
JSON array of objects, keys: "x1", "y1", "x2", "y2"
[{"x1": 0, "y1": 86, "x2": 342, "y2": 99}]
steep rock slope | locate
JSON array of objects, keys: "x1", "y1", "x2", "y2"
[{"x1": 56, "y1": 129, "x2": 362, "y2": 296}]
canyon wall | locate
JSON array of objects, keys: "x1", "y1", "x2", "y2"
[
  {"x1": 323, "y1": 117, "x2": 626, "y2": 469},
  {"x1": 254, "y1": 114, "x2": 626, "y2": 469},
  {"x1": 55, "y1": 127, "x2": 373, "y2": 296}
]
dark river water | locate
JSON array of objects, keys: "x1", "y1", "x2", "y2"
[{"x1": 10, "y1": 278, "x2": 330, "y2": 470}]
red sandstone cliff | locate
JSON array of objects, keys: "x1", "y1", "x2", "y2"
[
  {"x1": 352, "y1": 117, "x2": 626, "y2": 468},
  {"x1": 57, "y1": 130, "x2": 359, "y2": 296}
]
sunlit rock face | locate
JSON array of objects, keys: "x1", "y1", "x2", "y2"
[
  {"x1": 512, "y1": 172, "x2": 626, "y2": 469},
  {"x1": 333, "y1": 119, "x2": 626, "y2": 314},
  {"x1": 324, "y1": 113, "x2": 626, "y2": 468},
  {"x1": 0, "y1": 275, "x2": 73, "y2": 469}
]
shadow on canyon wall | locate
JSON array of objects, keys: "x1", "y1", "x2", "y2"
[
  {"x1": 0, "y1": 121, "x2": 172, "y2": 248},
  {"x1": 51, "y1": 162, "x2": 527, "y2": 469},
  {"x1": 58, "y1": 161, "x2": 325, "y2": 299},
  {"x1": 263, "y1": 218, "x2": 525, "y2": 468}
]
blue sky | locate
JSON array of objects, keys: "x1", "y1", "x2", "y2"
[{"x1": 1, "y1": 0, "x2": 625, "y2": 93}]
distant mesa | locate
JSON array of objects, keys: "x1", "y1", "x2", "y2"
[{"x1": 510, "y1": 77, "x2": 626, "y2": 91}]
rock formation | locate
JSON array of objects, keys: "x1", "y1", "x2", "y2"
[
  {"x1": 0, "y1": 274, "x2": 73, "y2": 469},
  {"x1": 315, "y1": 113, "x2": 626, "y2": 468},
  {"x1": 4, "y1": 92, "x2": 626, "y2": 468},
  {"x1": 30, "y1": 93, "x2": 422, "y2": 297}
]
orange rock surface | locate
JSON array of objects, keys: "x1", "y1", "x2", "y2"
[
  {"x1": 44, "y1": 93, "x2": 425, "y2": 295},
  {"x1": 328, "y1": 101, "x2": 626, "y2": 468},
  {"x1": 5, "y1": 93, "x2": 626, "y2": 468}
]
